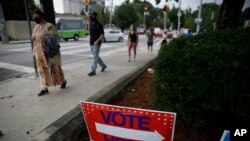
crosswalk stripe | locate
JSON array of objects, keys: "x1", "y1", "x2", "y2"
[
  {"x1": 76, "y1": 47, "x2": 128, "y2": 57},
  {"x1": 60, "y1": 45, "x2": 89, "y2": 51},
  {"x1": 0, "y1": 61, "x2": 34, "y2": 73}
]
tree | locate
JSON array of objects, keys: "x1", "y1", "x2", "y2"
[
  {"x1": 186, "y1": 3, "x2": 220, "y2": 31},
  {"x1": 92, "y1": 5, "x2": 110, "y2": 25},
  {"x1": 148, "y1": 8, "x2": 164, "y2": 28},
  {"x1": 0, "y1": 0, "x2": 38, "y2": 20},
  {"x1": 40, "y1": 0, "x2": 56, "y2": 25},
  {"x1": 168, "y1": 7, "x2": 184, "y2": 29},
  {"x1": 218, "y1": 0, "x2": 245, "y2": 29},
  {"x1": 113, "y1": 3, "x2": 142, "y2": 30},
  {"x1": 200, "y1": 3, "x2": 220, "y2": 31},
  {"x1": 183, "y1": 8, "x2": 195, "y2": 31}
]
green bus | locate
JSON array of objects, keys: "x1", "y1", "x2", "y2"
[{"x1": 56, "y1": 18, "x2": 87, "y2": 41}]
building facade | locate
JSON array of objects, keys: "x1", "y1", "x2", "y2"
[
  {"x1": 63, "y1": 0, "x2": 105, "y2": 15},
  {"x1": 63, "y1": 0, "x2": 84, "y2": 15}
]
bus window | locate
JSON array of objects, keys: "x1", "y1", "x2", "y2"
[{"x1": 56, "y1": 23, "x2": 62, "y2": 30}]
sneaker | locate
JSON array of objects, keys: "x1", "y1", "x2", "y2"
[
  {"x1": 38, "y1": 89, "x2": 49, "y2": 96},
  {"x1": 101, "y1": 66, "x2": 107, "y2": 72},
  {"x1": 88, "y1": 72, "x2": 96, "y2": 76},
  {"x1": 61, "y1": 80, "x2": 67, "y2": 89}
]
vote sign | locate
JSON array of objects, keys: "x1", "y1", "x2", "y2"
[{"x1": 81, "y1": 101, "x2": 176, "y2": 141}]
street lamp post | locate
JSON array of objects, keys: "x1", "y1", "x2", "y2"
[
  {"x1": 24, "y1": 0, "x2": 38, "y2": 76},
  {"x1": 109, "y1": 0, "x2": 113, "y2": 29},
  {"x1": 144, "y1": 6, "x2": 148, "y2": 31},
  {"x1": 144, "y1": 11, "x2": 146, "y2": 30},
  {"x1": 177, "y1": 0, "x2": 182, "y2": 35},
  {"x1": 164, "y1": 12, "x2": 166, "y2": 31},
  {"x1": 0, "y1": 2, "x2": 9, "y2": 44},
  {"x1": 196, "y1": 0, "x2": 203, "y2": 33},
  {"x1": 211, "y1": 0, "x2": 217, "y2": 30}
]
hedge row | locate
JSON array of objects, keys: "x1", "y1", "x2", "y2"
[{"x1": 154, "y1": 28, "x2": 250, "y2": 129}]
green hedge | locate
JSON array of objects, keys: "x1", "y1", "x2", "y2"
[{"x1": 154, "y1": 28, "x2": 250, "y2": 129}]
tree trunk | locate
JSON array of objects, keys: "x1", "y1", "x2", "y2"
[
  {"x1": 40, "y1": 0, "x2": 56, "y2": 25},
  {"x1": 218, "y1": 0, "x2": 245, "y2": 29}
]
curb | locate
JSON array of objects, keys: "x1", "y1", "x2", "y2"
[{"x1": 30, "y1": 57, "x2": 156, "y2": 141}]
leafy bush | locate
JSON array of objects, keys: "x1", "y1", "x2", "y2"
[{"x1": 154, "y1": 28, "x2": 250, "y2": 129}]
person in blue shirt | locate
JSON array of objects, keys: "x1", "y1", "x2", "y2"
[{"x1": 186, "y1": 29, "x2": 193, "y2": 37}]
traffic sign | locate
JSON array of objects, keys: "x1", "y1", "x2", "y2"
[
  {"x1": 81, "y1": 101, "x2": 176, "y2": 141},
  {"x1": 195, "y1": 18, "x2": 202, "y2": 24}
]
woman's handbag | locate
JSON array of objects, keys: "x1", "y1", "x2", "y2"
[{"x1": 44, "y1": 34, "x2": 61, "y2": 57}]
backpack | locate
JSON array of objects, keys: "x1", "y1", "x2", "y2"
[{"x1": 44, "y1": 34, "x2": 60, "y2": 58}]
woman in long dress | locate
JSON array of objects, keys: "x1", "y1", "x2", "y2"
[{"x1": 32, "y1": 9, "x2": 67, "y2": 96}]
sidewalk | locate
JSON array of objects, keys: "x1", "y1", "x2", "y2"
[{"x1": 0, "y1": 40, "x2": 161, "y2": 141}]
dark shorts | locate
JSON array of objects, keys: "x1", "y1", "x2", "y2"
[{"x1": 147, "y1": 41, "x2": 153, "y2": 46}]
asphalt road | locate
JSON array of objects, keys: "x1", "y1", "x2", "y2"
[{"x1": 0, "y1": 35, "x2": 150, "y2": 82}]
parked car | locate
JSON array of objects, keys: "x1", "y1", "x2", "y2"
[
  {"x1": 103, "y1": 29, "x2": 124, "y2": 42},
  {"x1": 137, "y1": 28, "x2": 146, "y2": 34}
]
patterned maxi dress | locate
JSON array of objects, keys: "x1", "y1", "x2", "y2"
[{"x1": 32, "y1": 22, "x2": 65, "y2": 89}]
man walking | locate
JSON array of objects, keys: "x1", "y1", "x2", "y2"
[
  {"x1": 147, "y1": 28, "x2": 155, "y2": 53},
  {"x1": 88, "y1": 12, "x2": 107, "y2": 76}
]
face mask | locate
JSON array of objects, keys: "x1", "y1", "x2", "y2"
[
  {"x1": 90, "y1": 17, "x2": 96, "y2": 22},
  {"x1": 34, "y1": 18, "x2": 42, "y2": 24}
]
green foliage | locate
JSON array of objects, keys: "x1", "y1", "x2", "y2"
[
  {"x1": 113, "y1": 3, "x2": 142, "y2": 30},
  {"x1": 92, "y1": 5, "x2": 110, "y2": 25},
  {"x1": 154, "y1": 28, "x2": 250, "y2": 129},
  {"x1": 200, "y1": 3, "x2": 220, "y2": 31},
  {"x1": 183, "y1": 8, "x2": 196, "y2": 31},
  {"x1": 1, "y1": 0, "x2": 38, "y2": 20},
  {"x1": 167, "y1": 7, "x2": 184, "y2": 29},
  {"x1": 148, "y1": 8, "x2": 164, "y2": 28}
]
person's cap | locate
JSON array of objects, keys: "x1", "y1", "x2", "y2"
[{"x1": 90, "y1": 12, "x2": 98, "y2": 17}]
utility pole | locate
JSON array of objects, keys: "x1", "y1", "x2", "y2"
[
  {"x1": 211, "y1": 0, "x2": 216, "y2": 30},
  {"x1": 109, "y1": 0, "x2": 113, "y2": 29},
  {"x1": 164, "y1": 12, "x2": 166, "y2": 31},
  {"x1": 163, "y1": 1, "x2": 166, "y2": 31},
  {"x1": 0, "y1": 2, "x2": 9, "y2": 44},
  {"x1": 144, "y1": 6, "x2": 149, "y2": 31},
  {"x1": 24, "y1": 0, "x2": 38, "y2": 76},
  {"x1": 40, "y1": 0, "x2": 56, "y2": 25},
  {"x1": 196, "y1": 0, "x2": 203, "y2": 33},
  {"x1": 177, "y1": 0, "x2": 182, "y2": 35}
]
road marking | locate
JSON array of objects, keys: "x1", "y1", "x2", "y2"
[
  {"x1": 61, "y1": 45, "x2": 115, "y2": 55},
  {"x1": 60, "y1": 45, "x2": 88, "y2": 51},
  {"x1": 0, "y1": 62, "x2": 34, "y2": 73},
  {"x1": 74, "y1": 47, "x2": 127, "y2": 57},
  {"x1": 95, "y1": 123, "x2": 165, "y2": 141}
]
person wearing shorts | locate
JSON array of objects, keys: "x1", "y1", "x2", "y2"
[
  {"x1": 127, "y1": 25, "x2": 139, "y2": 62},
  {"x1": 147, "y1": 28, "x2": 155, "y2": 53}
]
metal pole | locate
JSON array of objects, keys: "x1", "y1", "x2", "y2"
[
  {"x1": 0, "y1": 2, "x2": 9, "y2": 44},
  {"x1": 212, "y1": 0, "x2": 216, "y2": 30},
  {"x1": 144, "y1": 12, "x2": 146, "y2": 30},
  {"x1": 109, "y1": 0, "x2": 113, "y2": 29},
  {"x1": 24, "y1": 0, "x2": 38, "y2": 76},
  {"x1": 177, "y1": 0, "x2": 181, "y2": 35},
  {"x1": 196, "y1": 0, "x2": 203, "y2": 33},
  {"x1": 164, "y1": 12, "x2": 166, "y2": 31}
]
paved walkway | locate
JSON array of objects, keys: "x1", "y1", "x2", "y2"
[{"x1": 0, "y1": 40, "x2": 161, "y2": 141}]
